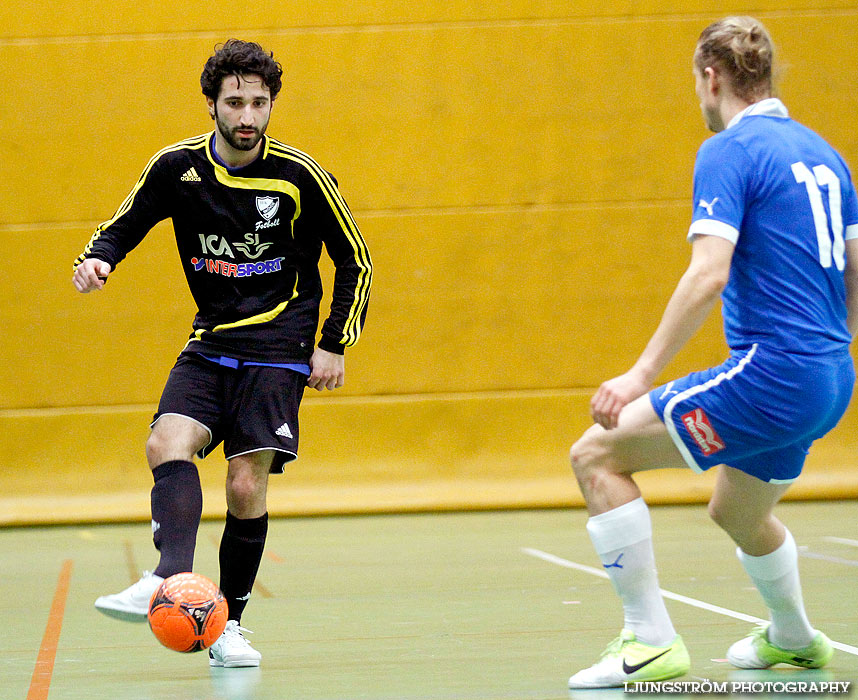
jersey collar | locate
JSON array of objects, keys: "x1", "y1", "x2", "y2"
[
  {"x1": 206, "y1": 132, "x2": 270, "y2": 171},
  {"x1": 727, "y1": 98, "x2": 789, "y2": 130}
]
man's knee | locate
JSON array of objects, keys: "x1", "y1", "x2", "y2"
[
  {"x1": 569, "y1": 428, "x2": 613, "y2": 489},
  {"x1": 569, "y1": 435, "x2": 592, "y2": 477},
  {"x1": 226, "y1": 455, "x2": 271, "y2": 518},
  {"x1": 226, "y1": 467, "x2": 263, "y2": 498},
  {"x1": 146, "y1": 430, "x2": 175, "y2": 467},
  {"x1": 146, "y1": 417, "x2": 206, "y2": 468},
  {"x1": 708, "y1": 496, "x2": 753, "y2": 544},
  {"x1": 226, "y1": 452, "x2": 272, "y2": 498},
  {"x1": 707, "y1": 498, "x2": 729, "y2": 531}
]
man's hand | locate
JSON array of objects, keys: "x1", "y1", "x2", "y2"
[
  {"x1": 590, "y1": 370, "x2": 651, "y2": 430},
  {"x1": 588, "y1": 236, "x2": 734, "y2": 430},
  {"x1": 307, "y1": 347, "x2": 345, "y2": 391},
  {"x1": 72, "y1": 258, "x2": 112, "y2": 293}
]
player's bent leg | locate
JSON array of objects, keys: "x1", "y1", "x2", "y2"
[
  {"x1": 569, "y1": 395, "x2": 691, "y2": 687},
  {"x1": 95, "y1": 416, "x2": 211, "y2": 623},
  {"x1": 570, "y1": 394, "x2": 688, "y2": 515}
]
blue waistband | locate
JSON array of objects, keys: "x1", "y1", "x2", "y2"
[{"x1": 199, "y1": 354, "x2": 311, "y2": 376}]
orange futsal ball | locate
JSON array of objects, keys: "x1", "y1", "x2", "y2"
[{"x1": 148, "y1": 573, "x2": 228, "y2": 652}]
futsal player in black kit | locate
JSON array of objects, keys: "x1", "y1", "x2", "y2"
[{"x1": 73, "y1": 39, "x2": 372, "y2": 667}]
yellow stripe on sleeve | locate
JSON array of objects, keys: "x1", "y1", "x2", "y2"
[
  {"x1": 74, "y1": 134, "x2": 209, "y2": 269},
  {"x1": 266, "y1": 141, "x2": 372, "y2": 346}
]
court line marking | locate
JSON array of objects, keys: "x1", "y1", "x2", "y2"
[
  {"x1": 124, "y1": 538, "x2": 139, "y2": 584},
  {"x1": 521, "y1": 547, "x2": 858, "y2": 657},
  {"x1": 799, "y1": 549, "x2": 858, "y2": 568},
  {"x1": 27, "y1": 559, "x2": 73, "y2": 700},
  {"x1": 251, "y1": 579, "x2": 274, "y2": 598},
  {"x1": 823, "y1": 536, "x2": 858, "y2": 548}
]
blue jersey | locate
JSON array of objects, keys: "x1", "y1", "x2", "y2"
[{"x1": 688, "y1": 99, "x2": 858, "y2": 355}]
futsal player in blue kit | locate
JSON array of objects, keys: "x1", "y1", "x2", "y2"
[{"x1": 566, "y1": 17, "x2": 858, "y2": 687}]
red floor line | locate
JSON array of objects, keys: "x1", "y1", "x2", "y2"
[
  {"x1": 252, "y1": 579, "x2": 274, "y2": 599},
  {"x1": 264, "y1": 550, "x2": 284, "y2": 564},
  {"x1": 27, "y1": 559, "x2": 73, "y2": 700},
  {"x1": 124, "y1": 538, "x2": 139, "y2": 583}
]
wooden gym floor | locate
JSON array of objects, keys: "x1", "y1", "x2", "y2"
[{"x1": 5, "y1": 501, "x2": 857, "y2": 699}]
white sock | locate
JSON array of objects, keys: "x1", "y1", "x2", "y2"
[
  {"x1": 737, "y1": 528, "x2": 815, "y2": 650},
  {"x1": 586, "y1": 497, "x2": 676, "y2": 646}
]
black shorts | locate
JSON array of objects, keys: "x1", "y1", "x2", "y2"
[{"x1": 152, "y1": 353, "x2": 305, "y2": 473}]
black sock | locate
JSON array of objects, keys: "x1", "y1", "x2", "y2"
[
  {"x1": 150, "y1": 460, "x2": 202, "y2": 578},
  {"x1": 219, "y1": 511, "x2": 268, "y2": 623}
]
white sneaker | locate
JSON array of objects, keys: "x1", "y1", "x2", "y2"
[
  {"x1": 727, "y1": 624, "x2": 834, "y2": 669},
  {"x1": 208, "y1": 620, "x2": 262, "y2": 668},
  {"x1": 568, "y1": 630, "x2": 690, "y2": 689},
  {"x1": 94, "y1": 571, "x2": 164, "y2": 622}
]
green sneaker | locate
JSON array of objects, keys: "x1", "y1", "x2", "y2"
[
  {"x1": 727, "y1": 624, "x2": 833, "y2": 669},
  {"x1": 568, "y1": 629, "x2": 690, "y2": 689}
]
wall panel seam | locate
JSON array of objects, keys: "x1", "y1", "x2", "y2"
[{"x1": 2, "y1": 8, "x2": 858, "y2": 44}]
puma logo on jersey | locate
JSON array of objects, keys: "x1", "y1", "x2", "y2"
[
  {"x1": 698, "y1": 197, "x2": 719, "y2": 216},
  {"x1": 181, "y1": 167, "x2": 202, "y2": 182},
  {"x1": 276, "y1": 422, "x2": 293, "y2": 438}
]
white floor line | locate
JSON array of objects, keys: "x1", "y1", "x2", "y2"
[
  {"x1": 823, "y1": 536, "x2": 858, "y2": 548},
  {"x1": 522, "y1": 547, "x2": 858, "y2": 657},
  {"x1": 799, "y1": 549, "x2": 858, "y2": 567}
]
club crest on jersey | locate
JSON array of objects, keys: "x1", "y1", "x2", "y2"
[
  {"x1": 681, "y1": 408, "x2": 725, "y2": 456},
  {"x1": 256, "y1": 196, "x2": 279, "y2": 221}
]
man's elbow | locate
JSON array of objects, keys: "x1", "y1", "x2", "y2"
[
  {"x1": 687, "y1": 267, "x2": 729, "y2": 298},
  {"x1": 709, "y1": 270, "x2": 730, "y2": 294}
]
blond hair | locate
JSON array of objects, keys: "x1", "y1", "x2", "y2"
[{"x1": 695, "y1": 16, "x2": 774, "y2": 102}]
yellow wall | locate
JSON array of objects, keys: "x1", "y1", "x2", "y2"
[{"x1": 2, "y1": 2, "x2": 857, "y2": 523}]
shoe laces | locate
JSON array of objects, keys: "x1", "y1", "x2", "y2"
[
  {"x1": 223, "y1": 620, "x2": 254, "y2": 640},
  {"x1": 750, "y1": 623, "x2": 770, "y2": 641},
  {"x1": 131, "y1": 571, "x2": 158, "y2": 591},
  {"x1": 602, "y1": 631, "x2": 634, "y2": 658}
]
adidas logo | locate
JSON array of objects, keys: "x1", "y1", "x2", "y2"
[
  {"x1": 275, "y1": 422, "x2": 293, "y2": 438},
  {"x1": 180, "y1": 167, "x2": 202, "y2": 182}
]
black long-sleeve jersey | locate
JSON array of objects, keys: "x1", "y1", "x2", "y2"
[{"x1": 74, "y1": 132, "x2": 372, "y2": 363}]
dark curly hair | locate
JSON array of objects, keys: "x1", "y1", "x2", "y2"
[{"x1": 200, "y1": 39, "x2": 283, "y2": 101}]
